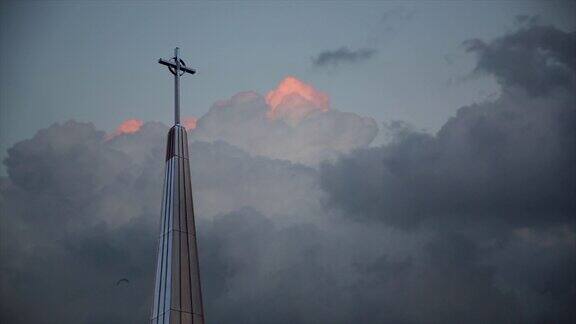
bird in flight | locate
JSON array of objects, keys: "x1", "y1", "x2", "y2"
[{"x1": 116, "y1": 278, "x2": 130, "y2": 286}]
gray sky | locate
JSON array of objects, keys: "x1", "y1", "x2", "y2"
[{"x1": 1, "y1": 1, "x2": 574, "y2": 174}]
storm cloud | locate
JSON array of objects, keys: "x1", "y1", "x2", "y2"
[
  {"x1": 321, "y1": 24, "x2": 575, "y2": 230},
  {"x1": 319, "y1": 23, "x2": 576, "y2": 321},
  {"x1": 465, "y1": 24, "x2": 576, "y2": 96},
  {"x1": 1, "y1": 23, "x2": 575, "y2": 323}
]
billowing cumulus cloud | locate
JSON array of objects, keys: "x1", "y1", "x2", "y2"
[
  {"x1": 1, "y1": 23, "x2": 575, "y2": 324},
  {"x1": 191, "y1": 76, "x2": 378, "y2": 165},
  {"x1": 266, "y1": 76, "x2": 329, "y2": 124},
  {"x1": 312, "y1": 46, "x2": 378, "y2": 67}
]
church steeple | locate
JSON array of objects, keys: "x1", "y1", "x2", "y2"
[{"x1": 152, "y1": 48, "x2": 204, "y2": 324}]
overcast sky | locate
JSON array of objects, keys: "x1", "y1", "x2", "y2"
[{"x1": 1, "y1": 1, "x2": 574, "y2": 174}]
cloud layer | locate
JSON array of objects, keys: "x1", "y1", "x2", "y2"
[{"x1": 1, "y1": 24, "x2": 575, "y2": 323}]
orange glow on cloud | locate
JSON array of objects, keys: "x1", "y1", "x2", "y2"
[
  {"x1": 116, "y1": 119, "x2": 143, "y2": 134},
  {"x1": 266, "y1": 76, "x2": 329, "y2": 124},
  {"x1": 182, "y1": 117, "x2": 197, "y2": 130},
  {"x1": 107, "y1": 119, "x2": 144, "y2": 140}
]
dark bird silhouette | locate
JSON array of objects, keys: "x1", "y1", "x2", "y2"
[{"x1": 116, "y1": 278, "x2": 130, "y2": 286}]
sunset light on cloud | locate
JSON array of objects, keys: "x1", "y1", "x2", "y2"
[
  {"x1": 182, "y1": 117, "x2": 198, "y2": 130},
  {"x1": 266, "y1": 76, "x2": 329, "y2": 125},
  {"x1": 106, "y1": 118, "x2": 144, "y2": 140}
]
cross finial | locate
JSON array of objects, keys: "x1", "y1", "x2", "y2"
[{"x1": 159, "y1": 47, "x2": 196, "y2": 126}]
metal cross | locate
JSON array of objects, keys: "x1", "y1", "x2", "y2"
[{"x1": 159, "y1": 47, "x2": 196, "y2": 125}]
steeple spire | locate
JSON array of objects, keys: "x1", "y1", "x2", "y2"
[{"x1": 152, "y1": 48, "x2": 204, "y2": 324}]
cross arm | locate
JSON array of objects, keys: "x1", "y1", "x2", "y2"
[{"x1": 158, "y1": 58, "x2": 197, "y2": 75}]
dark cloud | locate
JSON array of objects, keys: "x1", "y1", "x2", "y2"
[
  {"x1": 318, "y1": 23, "x2": 576, "y2": 322},
  {"x1": 321, "y1": 88, "x2": 575, "y2": 230},
  {"x1": 202, "y1": 212, "x2": 520, "y2": 324},
  {"x1": 312, "y1": 47, "x2": 378, "y2": 67},
  {"x1": 322, "y1": 24, "x2": 576, "y2": 231},
  {"x1": 0, "y1": 121, "x2": 324, "y2": 323},
  {"x1": 1, "y1": 24, "x2": 575, "y2": 324},
  {"x1": 465, "y1": 24, "x2": 576, "y2": 96},
  {"x1": 0, "y1": 120, "x2": 525, "y2": 324}
]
